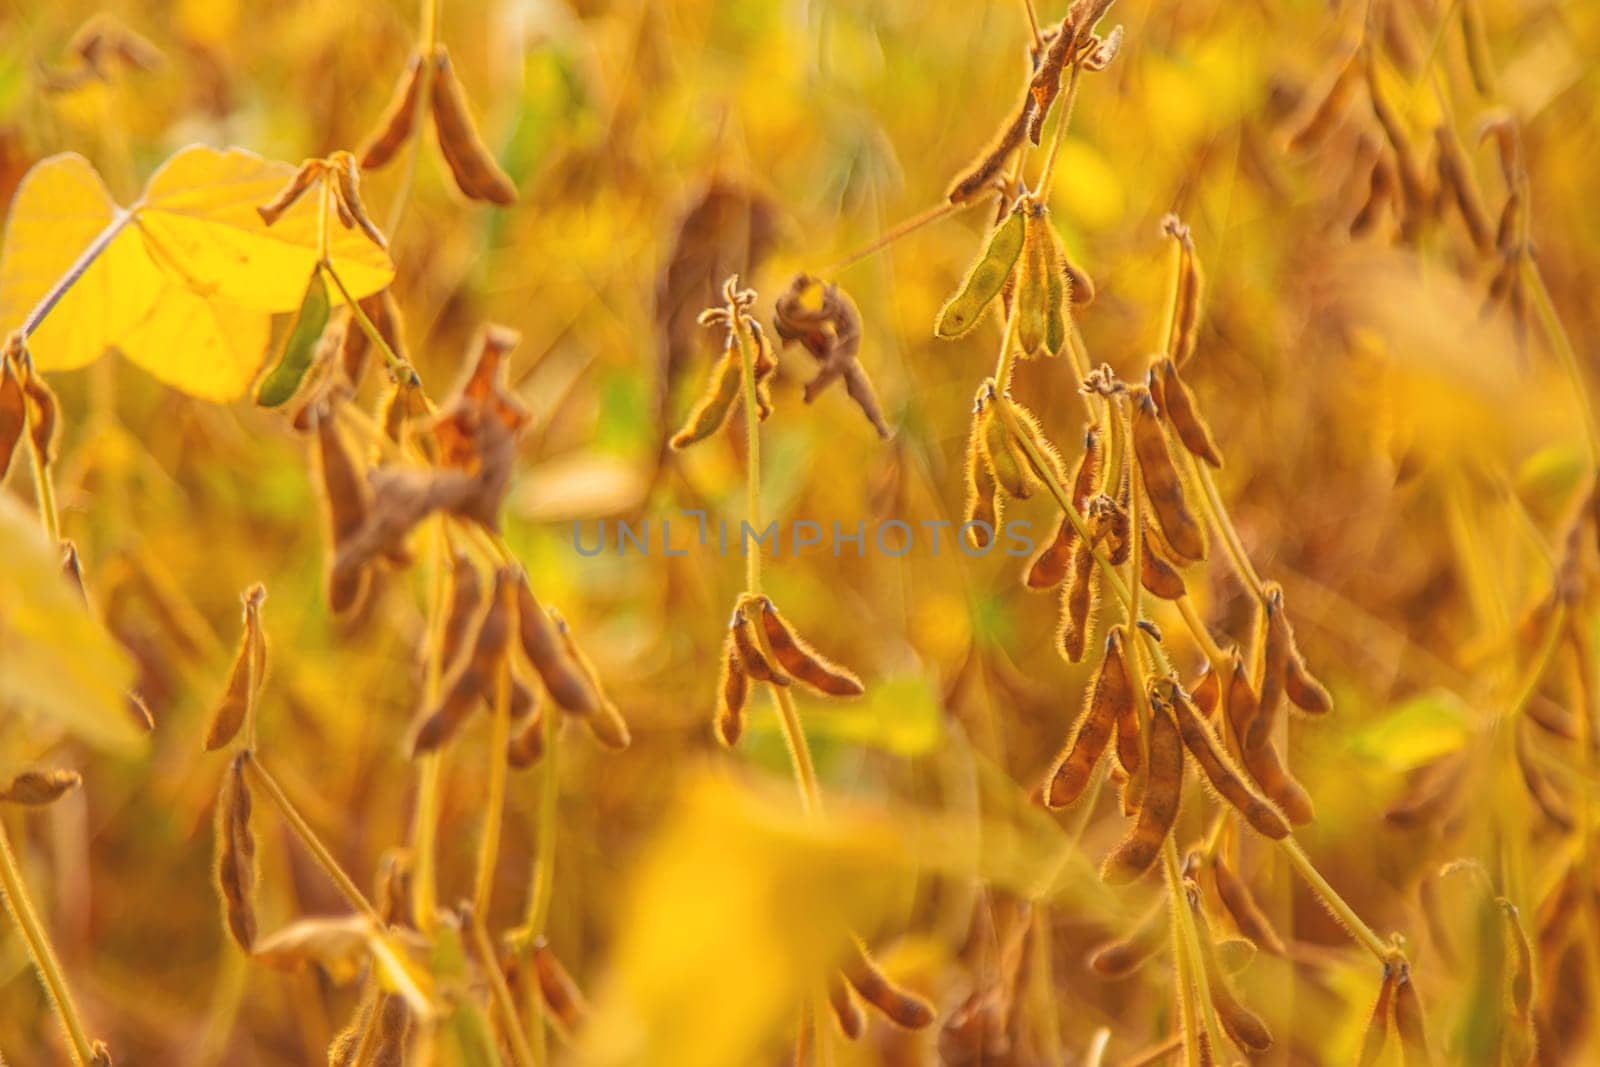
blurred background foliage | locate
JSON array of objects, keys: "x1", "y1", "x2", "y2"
[{"x1": 1, "y1": 0, "x2": 1599, "y2": 1062}]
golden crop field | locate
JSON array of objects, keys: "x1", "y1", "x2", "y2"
[{"x1": 1, "y1": 0, "x2": 1598, "y2": 1064}]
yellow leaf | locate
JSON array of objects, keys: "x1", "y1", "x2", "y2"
[
  {"x1": 0, "y1": 154, "x2": 163, "y2": 372},
  {"x1": 118, "y1": 284, "x2": 274, "y2": 402},
  {"x1": 0, "y1": 494, "x2": 143, "y2": 754},
  {"x1": 136, "y1": 145, "x2": 392, "y2": 312}
]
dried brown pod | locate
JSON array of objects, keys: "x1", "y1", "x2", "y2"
[
  {"x1": 773, "y1": 276, "x2": 889, "y2": 438},
  {"x1": 1103, "y1": 700, "x2": 1183, "y2": 884},
  {"x1": 1151, "y1": 358, "x2": 1222, "y2": 468},
  {"x1": 549, "y1": 609, "x2": 631, "y2": 751},
  {"x1": 411, "y1": 569, "x2": 514, "y2": 754},
  {"x1": 429, "y1": 48, "x2": 517, "y2": 205},
  {"x1": 359, "y1": 53, "x2": 424, "y2": 170},
  {"x1": 1212, "y1": 856, "x2": 1287, "y2": 957},
  {"x1": 827, "y1": 973, "x2": 865, "y2": 1039},
  {"x1": 947, "y1": 85, "x2": 1037, "y2": 204},
  {"x1": 1357, "y1": 963, "x2": 1398, "y2": 1067},
  {"x1": 0, "y1": 352, "x2": 24, "y2": 479},
  {"x1": 845, "y1": 944, "x2": 936, "y2": 1029},
  {"x1": 1365, "y1": 52, "x2": 1430, "y2": 235},
  {"x1": 507, "y1": 704, "x2": 546, "y2": 768},
  {"x1": 0, "y1": 768, "x2": 82, "y2": 806},
  {"x1": 1500, "y1": 899, "x2": 1537, "y2": 1064},
  {"x1": 1160, "y1": 215, "x2": 1205, "y2": 368},
  {"x1": 1027, "y1": 425, "x2": 1102, "y2": 589},
  {"x1": 1139, "y1": 526, "x2": 1187, "y2": 601},
  {"x1": 1131, "y1": 386, "x2": 1206, "y2": 563},
  {"x1": 1285, "y1": 49, "x2": 1358, "y2": 153},
  {"x1": 1189, "y1": 663, "x2": 1220, "y2": 719},
  {"x1": 1255, "y1": 583, "x2": 1332, "y2": 721},
  {"x1": 1227, "y1": 657, "x2": 1315, "y2": 826},
  {"x1": 670, "y1": 342, "x2": 742, "y2": 450},
  {"x1": 329, "y1": 150, "x2": 387, "y2": 250},
  {"x1": 256, "y1": 159, "x2": 319, "y2": 225},
  {"x1": 715, "y1": 632, "x2": 749, "y2": 748},
  {"x1": 204, "y1": 584, "x2": 267, "y2": 751},
  {"x1": 514, "y1": 574, "x2": 600, "y2": 715},
  {"x1": 380, "y1": 370, "x2": 432, "y2": 446},
  {"x1": 1187, "y1": 884, "x2": 1272, "y2": 1053},
  {"x1": 964, "y1": 408, "x2": 1002, "y2": 549},
  {"x1": 758, "y1": 598, "x2": 864, "y2": 697},
  {"x1": 1392, "y1": 963, "x2": 1432, "y2": 1065},
  {"x1": 1056, "y1": 537, "x2": 1098, "y2": 663},
  {"x1": 1164, "y1": 680, "x2": 1288, "y2": 840},
  {"x1": 1087, "y1": 896, "x2": 1167, "y2": 978},
  {"x1": 1433, "y1": 125, "x2": 1494, "y2": 253},
  {"x1": 1107, "y1": 629, "x2": 1142, "y2": 777},
  {"x1": 531, "y1": 937, "x2": 588, "y2": 1032},
  {"x1": 1352, "y1": 151, "x2": 1398, "y2": 238},
  {"x1": 440, "y1": 555, "x2": 483, "y2": 670},
  {"x1": 314, "y1": 410, "x2": 373, "y2": 617},
  {"x1": 1515, "y1": 721, "x2": 1575, "y2": 831},
  {"x1": 1028, "y1": 18, "x2": 1076, "y2": 144},
  {"x1": 731, "y1": 605, "x2": 789, "y2": 686},
  {"x1": 214, "y1": 751, "x2": 258, "y2": 951},
  {"x1": 1046, "y1": 627, "x2": 1130, "y2": 807}
]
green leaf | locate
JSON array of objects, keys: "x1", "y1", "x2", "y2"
[
  {"x1": 1346, "y1": 688, "x2": 1473, "y2": 772},
  {"x1": 255, "y1": 270, "x2": 329, "y2": 407}
]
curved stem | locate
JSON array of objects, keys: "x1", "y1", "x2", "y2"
[
  {"x1": 473, "y1": 652, "x2": 513, "y2": 915},
  {"x1": 1186, "y1": 451, "x2": 1266, "y2": 600},
  {"x1": 18, "y1": 210, "x2": 136, "y2": 342},
  {"x1": 320, "y1": 261, "x2": 411, "y2": 380},
  {"x1": 466, "y1": 908, "x2": 537, "y2": 1067},
  {"x1": 820, "y1": 201, "x2": 963, "y2": 279},
  {"x1": 0, "y1": 818, "x2": 98, "y2": 1065},
  {"x1": 1280, "y1": 838, "x2": 1388, "y2": 961},
  {"x1": 245, "y1": 757, "x2": 383, "y2": 926}
]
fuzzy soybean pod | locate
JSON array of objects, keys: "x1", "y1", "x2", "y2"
[
  {"x1": 731, "y1": 605, "x2": 789, "y2": 686},
  {"x1": 979, "y1": 393, "x2": 1035, "y2": 499},
  {"x1": 1393, "y1": 964, "x2": 1432, "y2": 1065},
  {"x1": 1187, "y1": 885, "x2": 1273, "y2": 1053},
  {"x1": 1046, "y1": 629, "x2": 1131, "y2": 808},
  {"x1": 1152, "y1": 358, "x2": 1223, "y2": 468},
  {"x1": 1164, "y1": 680, "x2": 1289, "y2": 840},
  {"x1": 359, "y1": 53, "x2": 423, "y2": 169},
  {"x1": 204, "y1": 584, "x2": 267, "y2": 751},
  {"x1": 964, "y1": 409, "x2": 1002, "y2": 549},
  {"x1": 827, "y1": 973, "x2": 865, "y2": 1039},
  {"x1": 758, "y1": 598, "x2": 864, "y2": 697},
  {"x1": 1087, "y1": 896, "x2": 1167, "y2": 978},
  {"x1": 1130, "y1": 387, "x2": 1206, "y2": 564},
  {"x1": 531, "y1": 937, "x2": 588, "y2": 1032},
  {"x1": 1228, "y1": 657, "x2": 1315, "y2": 826},
  {"x1": 429, "y1": 48, "x2": 517, "y2": 205},
  {"x1": 1057, "y1": 538, "x2": 1098, "y2": 664},
  {"x1": 550, "y1": 610, "x2": 632, "y2": 750},
  {"x1": 1212, "y1": 856, "x2": 1288, "y2": 957},
  {"x1": 845, "y1": 945, "x2": 936, "y2": 1029},
  {"x1": 1357, "y1": 964, "x2": 1398, "y2": 1067},
  {"x1": 439, "y1": 555, "x2": 483, "y2": 669},
  {"x1": 0, "y1": 355, "x2": 25, "y2": 479},
  {"x1": 1107, "y1": 629, "x2": 1142, "y2": 778},
  {"x1": 1189, "y1": 662, "x2": 1220, "y2": 720},
  {"x1": 1016, "y1": 204, "x2": 1050, "y2": 356},
  {"x1": 714, "y1": 632, "x2": 749, "y2": 748},
  {"x1": 506, "y1": 702, "x2": 546, "y2": 769},
  {"x1": 1103, "y1": 699, "x2": 1183, "y2": 884},
  {"x1": 214, "y1": 751, "x2": 259, "y2": 952},
  {"x1": 0, "y1": 769, "x2": 81, "y2": 806},
  {"x1": 515, "y1": 573, "x2": 600, "y2": 714},
  {"x1": 670, "y1": 342, "x2": 743, "y2": 449},
  {"x1": 1162, "y1": 216, "x2": 1205, "y2": 367},
  {"x1": 937, "y1": 207, "x2": 1026, "y2": 339},
  {"x1": 1027, "y1": 425, "x2": 1102, "y2": 589}
]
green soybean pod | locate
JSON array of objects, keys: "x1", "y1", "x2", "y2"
[
  {"x1": 936, "y1": 206, "x2": 1026, "y2": 339},
  {"x1": 256, "y1": 270, "x2": 330, "y2": 407},
  {"x1": 1044, "y1": 224, "x2": 1069, "y2": 356}
]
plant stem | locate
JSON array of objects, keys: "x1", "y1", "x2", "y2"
[
  {"x1": 1037, "y1": 62, "x2": 1082, "y2": 194},
  {"x1": 18, "y1": 210, "x2": 136, "y2": 341},
  {"x1": 384, "y1": 0, "x2": 442, "y2": 239},
  {"x1": 320, "y1": 260, "x2": 411, "y2": 380},
  {"x1": 820, "y1": 201, "x2": 963, "y2": 279},
  {"x1": 1525, "y1": 257, "x2": 1600, "y2": 465},
  {"x1": 245, "y1": 757, "x2": 383, "y2": 926},
  {"x1": 1186, "y1": 450, "x2": 1266, "y2": 600},
  {"x1": 473, "y1": 652, "x2": 514, "y2": 916},
  {"x1": 0, "y1": 817, "x2": 98, "y2": 1065},
  {"x1": 466, "y1": 908, "x2": 537, "y2": 1067},
  {"x1": 1280, "y1": 837, "x2": 1388, "y2": 960},
  {"x1": 24, "y1": 424, "x2": 59, "y2": 545},
  {"x1": 411, "y1": 524, "x2": 451, "y2": 934}
]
